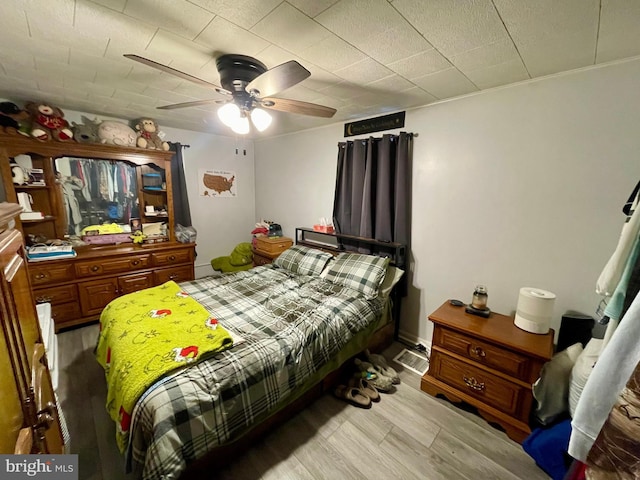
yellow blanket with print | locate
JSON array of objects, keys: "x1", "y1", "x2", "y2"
[{"x1": 95, "y1": 281, "x2": 233, "y2": 452}]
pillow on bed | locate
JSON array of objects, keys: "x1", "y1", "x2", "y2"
[
  {"x1": 378, "y1": 265, "x2": 404, "y2": 298},
  {"x1": 273, "y1": 245, "x2": 334, "y2": 276},
  {"x1": 323, "y1": 252, "x2": 390, "y2": 299}
]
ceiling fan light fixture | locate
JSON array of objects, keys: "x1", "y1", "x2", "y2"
[
  {"x1": 250, "y1": 108, "x2": 272, "y2": 132},
  {"x1": 231, "y1": 113, "x2": 250, "y2": 135},
  {"x1": 217, "y1": 103, "x2": 241, "y2": 127}
]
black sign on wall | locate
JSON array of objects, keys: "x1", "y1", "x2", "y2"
[{"x1": 344, "y1": 111, "x2": 405, "y2": 137}]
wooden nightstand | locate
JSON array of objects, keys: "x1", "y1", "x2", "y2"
[
  {"x1": 421, "y1": 300, "x2": 554, "y2": 443},
  {"x1": 252, "y1": 247, "x2": 279, "y2": 266}
]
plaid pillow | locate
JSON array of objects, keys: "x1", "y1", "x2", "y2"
[
  {"x1": 324, "y1": 253, "x2": 390, "y2": 299},
  {"x1": 273, "y1": 245, "x2": 333, "y2": 276}
]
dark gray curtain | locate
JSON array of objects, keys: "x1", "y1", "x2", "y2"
[
  {"x1": 168, "y1": 142, "x2": 192, "y2": 227},
  {"x1": 333, "y1": 132, "x2": 412, "y2": 249}
]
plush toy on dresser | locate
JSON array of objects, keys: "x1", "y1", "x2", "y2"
[
  {"x1": 25, "y1": 102, "x2": 74, "y2": 141},
  {"x1": 71, "y1": 116, "x2": 101, "y2": 143},
  {"x1": 98, "y1": 120, "x2": 137, "y2": 146},
  {"x1": 0, "y1": 102, "x2": 30, "y2": 135},
  {"x1": 134, "y1": 118, "x2": 169, "y2": 150}
]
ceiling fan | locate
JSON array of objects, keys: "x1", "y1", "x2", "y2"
[{"x1": 124, "y1": 53, "x2": 337, "y2": 134}]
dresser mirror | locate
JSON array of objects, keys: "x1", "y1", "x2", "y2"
[{"x1": 55, "y1": 156, "x2": 139, "y2": 236}]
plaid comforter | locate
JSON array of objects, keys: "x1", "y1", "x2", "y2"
[{"x1": 126, "y1": 265, "x2": 385, "y2": 480}]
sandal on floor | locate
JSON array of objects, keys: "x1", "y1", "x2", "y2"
[
  {"x1": 354, "y1": 359, "x2": 393, "y2": 393},
  {"x1": 365, "y1": 349, "x2": 401, "y2": 384},
  {"x1": 349, "y1": 377, "x2": 380, "y2": 402},
  {"x1": 334, "y1": 384, "x2": 372, "y2": 409}
]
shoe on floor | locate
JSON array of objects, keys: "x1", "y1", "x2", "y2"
[
  {"x1": 334, "y1": 384, "x2": 372, "y2": 409},
  {"x1": 365, "y1": 349, "x2": 401, "y2": 384},
  {"x1": 349, "y1": 376, "x2": 380, "y2": 402},
  {"x1": 354, "y1": 358, "x2": 393, "y2": 392}
]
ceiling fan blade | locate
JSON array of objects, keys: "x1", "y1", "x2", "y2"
[
  {"x1": 261, "y1": 97, "x2": 336, "y2": 118},
  {"x1": 157, "y1": 99, "x2": 223, "y2": 110},
  {"x1": 124, "y1": 54, "x2": 231, "y2": 96},
  {"x1": 246, "y1": 61, "x2": 311, "y2": 98}
]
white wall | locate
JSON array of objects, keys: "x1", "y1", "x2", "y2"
[{"x1": 255, "y1": 58, "x2": 640, "y2": 345}]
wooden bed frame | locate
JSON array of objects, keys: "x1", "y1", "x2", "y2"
[{"x1": 180, "y1": 231, "x2": 406, "y2": 477}]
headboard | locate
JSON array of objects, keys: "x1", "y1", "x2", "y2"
[{"x1": 295, "y1": 227, "x2": 407, "y2": 339}]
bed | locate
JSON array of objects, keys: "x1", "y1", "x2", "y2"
[{"x1": 95, "y1": 239, "x2": 406, "y2": 480}]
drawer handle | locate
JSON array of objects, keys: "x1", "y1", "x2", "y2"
[
  {"x1": 36, "y1": 296, "x2": 52, "y2": 303},
  {"x1": 463, "y1": 376, "x2": 485, "y2": 392},
  {"x1": 168, "y1": 255, "x2": 176, "y2": 261},
  {"x1": 91, "y1": 265, "x2": 100, "y2": 272},
  {"x1": 471, "y1": 346, "x2": 486, "y2": 358},
  {"x1": 169, "y1": 274, "x2": 177, "y2": 280},
  {"x1": 35, "y1": 273, "x2": 46, "y2": 280},
  {"x1": 131, "y1": 260, "x2": 140, "y2": 266}
]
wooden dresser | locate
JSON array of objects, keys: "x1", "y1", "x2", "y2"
[
  {"x1": 29, "y1": 242, "x2": 194, "y2": 331},
  {"x1": 0, "y1": 203, "x2": 64, "y2": 454},
  {"x1": 421, "y1": 300, "x2": 554, "y2": 443}
]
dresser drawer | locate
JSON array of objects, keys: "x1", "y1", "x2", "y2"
[
  {"x1": 34, "y1": 284, "x2": 78, "y2": 305},
  {"x1": 152, "y1": 249, "x2": 193, "y2": 266},
  {"x1": 154, "y1": 265, "x2": 194, "y2": 284},
  {"x1": 253, "y1": 251, "x2": 272, "y2": 266},
  {"x1": 51, "y1": 302, "x2": 82, "y2": 327},
  {"x1": 430, "y1": 350, "x2": 526, "y2": 417},
  {"x1": 30, "y1": 263, "x2": 75, "y2": 286},
  {"x1": 75, "y1": 254, "x2": 150, "y2": 277},
  {"x1": 434, "y1": 326, "x2": 531, "y2": 381}
]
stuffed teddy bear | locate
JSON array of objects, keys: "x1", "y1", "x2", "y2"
[
  {"x1": 71, "y1": 116, "x2": 101, "y2": 144},
  {"x1": 25, "y1": 102, "x2": 74, "y2": 142},
  {"x1": 134, "y1": 118, "x2": 169, "y2": 150},
  {"x1": 0, "y1": 102, "x2": 30, "y2": 136}
]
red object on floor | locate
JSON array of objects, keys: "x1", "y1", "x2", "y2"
[{"x1": 563, "y1": 460, "x2": 587, "y2": 480}]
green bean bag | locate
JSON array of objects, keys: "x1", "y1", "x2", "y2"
[{"x1": 211, "y1": 242, "x2": 253, "y2": 273}]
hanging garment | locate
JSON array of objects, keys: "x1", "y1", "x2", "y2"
[
  {"x1": 596, "y1": 182, "x2": 640, "y2": 296},
  {"x1": 602, "y1": 236, "x2": 640, "y2": 322},
  {"x1": 568, "y1": 291, "x2": 640, "y2": 461}
]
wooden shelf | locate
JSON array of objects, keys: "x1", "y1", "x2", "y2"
[
  {"x1": 15, "y1": 184, "x2": 49, "y2": 189},
  {"x1": 20, "y1": 215, "x2": 56, "y2": 224}
]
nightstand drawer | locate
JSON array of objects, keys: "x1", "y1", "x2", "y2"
[
  {"x1": 434, "y1": 327, "x2": 531, "y2": 381},
  {"x1": 430, "y1": 350, "x2": 526, "y2": 417}
]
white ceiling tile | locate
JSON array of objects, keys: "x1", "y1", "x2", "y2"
[
  {"x1": 251, "y1": 3, "x2": 332, "y2": 55},
  {"x1": 95, "y1": 72, "x2": 148, "y2": 94},
  {"x1": 287, "y1": 0, "x2": 341, "y2": 18},
  {"x1": 74, "y1": 1, "x2": 156, "y2": 47},
  {"x1": 35, "y1": 59, "x2": 97, "y2": 82},
  {"x1": 114, "y1": 89, "x2": 157, "y2": 106},
  {"x1": 90, "y1": 0, "x2": 127, "y2": 11},
  {"x1": 62, "y1": 79, "x2": 116, "y2": 98},
  {"x1": 493, "y1": 0, "x2": 600, "y2": 76},
  {"x1": 24, "y1": 0, "x2": 74, "y2": 33},
  {"x1": 394, "y1": 86, "x2": 438, "y2": 108},
  {"x1": 35, "y1": 73, "x2": 64, "y2": 89},
  {"x1": 298, "y1": 35, "x2": 367, "y2": 72},
  {"x1": 126, "y1": 65, "x2": 184, "y2": 91},
  {"x1": 319, "y1": 81, "x2": 371, "y2": 101},
  {"x1": 316, "y1": 0, "x2": 433, "y2": 64},
  {"x1": 190, "y1": 0, "x2": 282, "y2": 29},
  {"x1": 597, "y1": 0, "x2": 640, "y2": 63},
  {"x1": 123, "y1": 0, "x2": 214, "y2": 40},
  {"x1": 387, "y1": 49, "x2": 452, "y2": 80},
  {"x1": 393, "y1": 0, "x2": 508, "y2": 57},
  {"x1": 412, "y1": 68, "x2": 478, "y2": 99},
  {"x1": 0, "y1": 1, "x2": 29, "y2": 37},
  {"x1": 366, "y1": 74, "x2": 415, "y2": 92},
  {"x1": 69, "y1": 51, "x2": 131, "y2": 77},
  {"x1": 462, "y1": 58, "x2": 529, "y2": 89},
  {"x1": 194, "y1": 16, "x2": 270, "y2": 57},
  {"x1": 145, "y1": 30, "x2": 217, "y2": 72},
  {"x1": 450, "y1": 39, "x2": 521, "y2": 72},
  {"x1": 335, "y1": 58, "x2": 393, "y2": 84}
]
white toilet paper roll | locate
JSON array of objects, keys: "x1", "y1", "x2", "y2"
[{"x1": 514, "y1": 287, "x2": 556, "y2": 334}]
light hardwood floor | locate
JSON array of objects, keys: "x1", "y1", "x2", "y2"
[{"x1": 57, "y1": 324, "x2": 550, "y2": 480}]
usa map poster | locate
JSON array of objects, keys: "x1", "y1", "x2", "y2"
[{"x1": 199, "y1": 169, "x2": 237, "y2": 198}]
